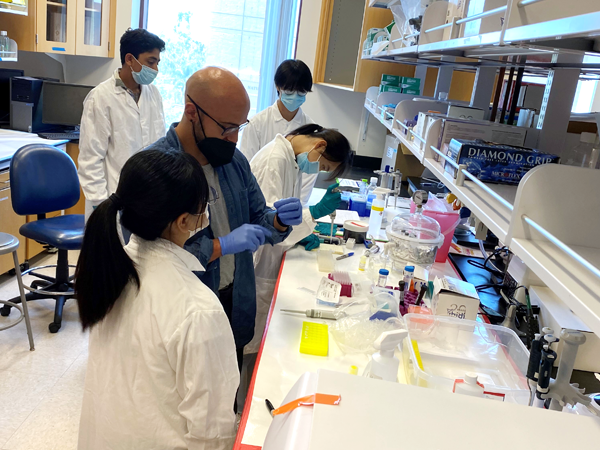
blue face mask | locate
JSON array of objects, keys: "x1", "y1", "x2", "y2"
[
  {"x1": 297, "y1": 149, "x2": 322, "y2": 174},
  {"x1": 131, "y1": 56, "x2": 158, "y2": 85},
  {"x1": 280, "y1": 92, "x2": 306, "y2": 112}
]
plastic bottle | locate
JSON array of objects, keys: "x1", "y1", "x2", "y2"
[
  {"x1": 363, "y1": 330, "x2": 408, "y2": 382},
  {"x1": 358, "y1": 254, "x2": 368, "y2": 272},
  {"x1": 377, "y1": 268, "x2": 389, "y2": 287},
  {"x1": 368, "y1": 193, "x2": 385, "y2": 239},
  {"x1": 565, "y1": 132, "x2": 597, "y2": 168},
  {"x1": 0, "y1": 31, "x2": 8, "y2": 53},
  {"x1": 454, "y1": 373, "x2": 485, "y2": 397},
  {"x1": 366, "y1": 177, "x2": 378, "y2": 209}
]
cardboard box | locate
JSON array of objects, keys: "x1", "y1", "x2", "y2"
[
  {"x1": 435, "y1": 117, "x2": 531, "y2": 162},
  {"x1": 530, "y1": 286, "x2": 600, "y2": 372},
  {"x1": 379, "y1": 84, "x2": 403, "y2": 93},
  {"x1": 381, "y1": 133, "x2": 425, "y2": 181},
  {"x1": 432, "y1": 276, "x2": 480, "y2": 321},
  {"x1": 447, "y1": 104, "x2": 485, "y2": 121},
  {"x1": 444, "y1": 139, "x2": 560, "y2": 185},
  {"x1": 402, "y1": 88, "x2": 421, "y2": 95},
  {"x1": 402, "y1": 76, "x2": 421, "y2": 87},
  {"x1": 381, "y1": 74, "x2": 402, "y2": 86}
]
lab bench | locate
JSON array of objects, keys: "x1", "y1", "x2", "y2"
[
  {"x1": 0, "y1": 129, "x2": 83, "y2": 273},
  {"x1": 235, "y1": 245, "x2": 459, "y2": 450}
]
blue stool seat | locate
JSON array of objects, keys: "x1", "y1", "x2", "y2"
[{"x1": 19, "y1": 215, "x2": 84, "y2": 251}]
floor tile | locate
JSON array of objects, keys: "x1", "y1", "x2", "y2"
[{"x1": 0, "y1": 371, "x2": 61, "y2": 448}]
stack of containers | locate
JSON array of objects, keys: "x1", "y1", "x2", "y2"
[{"x1": 379, "y1": 74, "x2": 421, "y2": 95}]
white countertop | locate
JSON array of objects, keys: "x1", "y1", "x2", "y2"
[
  {"x1": 0, "y1": 129, "x2": 69, "y2": 168},
  {"x1": 235, "y1": 245, "x2": 459, "y2": 449}
]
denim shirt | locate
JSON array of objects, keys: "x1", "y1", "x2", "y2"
[{"x1": 147, "y1": 124, "x2": 292, "y2": 347}]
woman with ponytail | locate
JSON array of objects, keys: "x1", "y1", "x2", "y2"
[{"x1": 76, "y1": 149, "x2": 239, "y2": 450}]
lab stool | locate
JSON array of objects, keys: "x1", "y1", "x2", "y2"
[{"x1": 0, "y1": 233, "x2": 34, "y2": 350}]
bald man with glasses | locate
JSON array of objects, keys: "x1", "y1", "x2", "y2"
[{"x1": 147, "y1": 67, "x2": 303, "y2": 371}]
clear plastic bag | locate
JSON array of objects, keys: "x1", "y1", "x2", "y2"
[
  {"x1": 391, "y1": 0, "x2": 443, "y2": 46},
  {"x1": 330, "y1": 296, "x2": 405, "y2": 354}
]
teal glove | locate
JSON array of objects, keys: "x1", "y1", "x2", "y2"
[
  {"x1": 309, "y1": 183, "x2": 341, "y2": 220},
  {"x1": 298, "y1": 234, "x2": 321, "y2": 251},
  {"x1": 315, "y1": 223, "x2": 338, "y2": 236}
]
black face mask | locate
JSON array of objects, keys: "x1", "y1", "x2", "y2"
[{"x1": 191, "y1": 110, "x2": 236, "y2": 167}]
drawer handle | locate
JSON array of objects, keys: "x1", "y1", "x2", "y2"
[{"x1": 0, "y1": 197, "x2": 8, "y2": 202}]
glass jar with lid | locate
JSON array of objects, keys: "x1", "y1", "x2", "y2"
[{"x1": 386, "y1": 191, "x2": 443, "y2": 271}]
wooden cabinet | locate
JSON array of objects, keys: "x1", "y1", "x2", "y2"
[
  {"x1": 0, "y1": 0, "x2": 115, "y2": 57},
  {"x1": 36, "y1": 0, "x2": 77, "y2": 54},
  {"x1": 314, "y1": 0, "x2": 415, "y2": 93},
  {"x1": 75, "y1": 0, "x2": 113, "y2": 57},
  {"x1": 0, "y1": 171, "x2": 26, "y2": 275}
]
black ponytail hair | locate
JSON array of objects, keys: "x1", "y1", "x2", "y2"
[
  {"x1": 287, "y1": 124, "x2": 353, "y2": 180},
  {"x1": 75, "y1": 149, "x2": 209, "y2": 331}
]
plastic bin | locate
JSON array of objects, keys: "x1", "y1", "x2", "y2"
[{"x1": 402, "y1": 314, "x2": 530, "y2": 404}]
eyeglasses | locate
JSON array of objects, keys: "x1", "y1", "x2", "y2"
[
  {"x1": 281, "y1": 90, "x2": 308, "y2": 97},
  {"x1": 208, "y1": 186, "x2": 219, "y2": 206},
  {"x1": 187, "y1": 95, "x2": 249, "y2": 137}
]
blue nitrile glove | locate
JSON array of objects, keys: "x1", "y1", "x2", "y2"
[
  {"x1": 218, "y1": 224, "x2": 272, "y2": 255},
  {"x1": 309, "y1": 183, "x2": 341, "y2": 220},
  {"x1": 274, "y1": 197, "x2": 303, "y2": 226},
  {"x1": 298, "y1": 234, "x2": 320, "y2": 251}
]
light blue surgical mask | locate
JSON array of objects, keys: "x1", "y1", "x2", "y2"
[
  {"x1": 297, "y1": 149, "x2": 322, "y2": 174},
  {"x1": 131, "y1": 56, "x2": 158, "y2": 85},
  {"x1": 280, "y1": 92, "x2": 306, "y2": 112}
]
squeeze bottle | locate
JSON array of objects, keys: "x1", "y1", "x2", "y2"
[
  {"x1": 368, "y1": 193, "x2": 385, "y2": 239},
  {"x1": 363, "y1": 329, "x2": 408, "y2": 382}
]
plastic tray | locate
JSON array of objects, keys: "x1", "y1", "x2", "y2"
[{"x1": 402, "y1": 314, "x2": 530, "y2": 404}]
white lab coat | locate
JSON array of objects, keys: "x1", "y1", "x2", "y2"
[
  {"x1": 240, "y1": 100, "x2": 318, "y2": 205},
  {"x1": 245, "y1": 134, "x2": 316, "y2": 354},
  {"x1": 78, "y1": 69, "x2": 166, "y2": 218},
  {"x1": 78, "y1": 236, "x2": 239, "y2": 450}
]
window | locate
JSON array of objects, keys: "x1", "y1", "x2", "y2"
[
  {"x1": 146, "y1": 0, "x2": 300, "y2": 127},
  {"x1": 522, "y1": 54, "x2": 600, "y2": 114}
]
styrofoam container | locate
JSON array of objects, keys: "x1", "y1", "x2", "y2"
[{"x1": 402, "y1": 314, "x2": 530, "y2": 404}]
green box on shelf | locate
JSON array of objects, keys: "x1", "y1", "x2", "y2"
[
  {"x1": 379, "y1": 84, "x2": 403, "y2": 93},
  {"x1": 381, "y1": 74, "x2": 402, "y2": 86},
  {"x1": 402, "y1": 88, "x2": 420, "y2": 95},
  {"x1": 401, "y1": 77, "x2": 421, "y2": 87}
]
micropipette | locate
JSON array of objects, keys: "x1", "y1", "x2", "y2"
[{"x1": 281, "y1": 309, "x2": 337, "y2": 320}]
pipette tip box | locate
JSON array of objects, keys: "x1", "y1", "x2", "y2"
[{"x1": 299, "y1": 321, "x2": 329, "y2": 357}]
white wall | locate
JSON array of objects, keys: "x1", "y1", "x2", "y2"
[
  {"x1": 295, "y1": 0, "x2": 386, "y2": 159},
  {"x1": 0, "y1": 51, "x2": 65, "y2": 81}
]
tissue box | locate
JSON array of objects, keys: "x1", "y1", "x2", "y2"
[
  {"x1": 444, "y1": 139, "x2": 560, "y2": 185},
  {"x1": 402, "y1": 88, "x2": 420, "y2": 95},
  {"x1": 381, "y1": 74, "x2": 402, "y2": 86},
  {"x1": 432, "y1": 276, "x2": 479, "y2": 321},
  {"x1": 402, "y1": 76, "x2": 421, "y2": 87},
  {"x1": 379, "y1": 84, "x2": 403, "y2": 93}
]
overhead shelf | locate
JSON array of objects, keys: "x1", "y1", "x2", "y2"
[
  {"x1": 508, "y1": 164, "x2": 600, "y2": 336},
  {"x1": 362, "y1": 1, "x2": 600, "y2": 72},
  {"x1": 363, "y1": 97, "x2": 516, "y2": 242}
]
